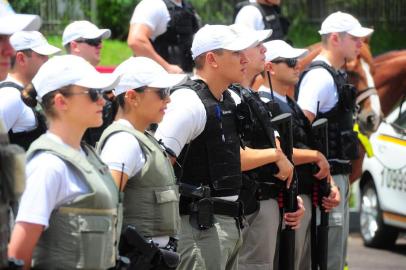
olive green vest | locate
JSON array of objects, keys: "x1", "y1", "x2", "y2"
[
  {"x1": 98, "y1": 121, "x2": 180, "y2": 238},
  {"x1": 27, "y1": 135, "x2": 121, "y2": 270}
]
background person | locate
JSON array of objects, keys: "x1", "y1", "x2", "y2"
[
  {"x1": 62, "y1": 20, "x2": 115, "y2": 146},
  {"x1": 0, "y1": 4, "x2": 41, "y2": 268},
  {"x1": 127, "y1": 0, "x2": 200, "y2": 74},
  {"x1": 0, "y1": 31, "x2": 60, "y2": 150},
  {"x1": 296, "y1": 12, "x2": 373, "y2": 270},
  {"x1": 260, "y1": 39, "x2": 341, "y2": 270},
  {"x1": 234, "y1": 0, "x2": 290, "y2": 41},
  {"x1": 8, "y1": 55, "x2": 121, "y2": 270}
]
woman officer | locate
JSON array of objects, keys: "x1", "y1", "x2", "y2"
[
  {"x1": 8, "y1": 55, "x2": 121, "y2": 270},
  {"x1": 97, "y1": 57, "x2": 186, "y2": 254}
]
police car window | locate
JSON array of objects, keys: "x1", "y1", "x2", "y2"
[{"x1": 393, "y1": 110, "x2": 406, "y2": 130}]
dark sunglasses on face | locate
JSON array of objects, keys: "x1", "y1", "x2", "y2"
[
  {"x1": 139, "y1": 88, "x2": 170, "y2": 100},
  {"x1": 76, "y1": 38, "x2": 102, "y2": 47},
  {"x1": 271, "y1": 58, "x2": 298, "y2": 68},
  {"x1": 68, "y1": 88, "x2": 104, "y2": 102}
]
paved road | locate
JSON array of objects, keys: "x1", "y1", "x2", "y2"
[{"x1": 347, "y1": 233, "x2": 406, "y2": 270}]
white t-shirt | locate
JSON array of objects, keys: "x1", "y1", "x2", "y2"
[
  {"x1": 155, "y1": 87, "x2": 206, "y2": 157},
  {"x1": 130, "y1": 0, "x2": 182, "y2": 41},
  {"x1": 297, "y1": 55, "x2": 338, "y2": 115},
  {"x1": 16, "y1": 133, "x2": 90, "y2": 228},
  {"x1": 258, "y1": 85, "x2": 287, "y2": 104},
  {"x1": 0, "y1": 74, "x2": 36, "y2": 132},
  {"x1": 100, "y1": 119, "x2": 146, "y2": 178},
  {"x1": 234, "y1": 0, "x2": 264, "y2": 30}
]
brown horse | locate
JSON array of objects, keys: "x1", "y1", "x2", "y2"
[
  {"x1": 373, "y1": 50, "x2": 406, "y2": 116},
  {"x1": 351, "y1": 50, "x2": 406, "y2": 182}
]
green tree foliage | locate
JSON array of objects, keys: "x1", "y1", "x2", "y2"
[{"x1": 96, "y1": 0, "x2": 137, "y2": 40}]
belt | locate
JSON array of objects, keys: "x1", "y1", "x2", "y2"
[
  {"x1": 180, "y1": 197, "x2": 243, "y2": 218},
  {"x1": 256, "y1": 182, "x2": 280, "y2": 200},
  {"x1": 329, "y1": 161, "x2": 352, "y2": 175}
]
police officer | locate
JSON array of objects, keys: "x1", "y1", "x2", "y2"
[
  {"x1": 260, "y1": 40, "x2": 341, "y2": 270},
  {"x1": 0, "y1": 4, "x2": 41, "y2": 268},
  {"x1": 8, "y1": 55, "x2": 121, "y2": 270},
  {"x1": 127, "y1": 0, "x2": 200, "y2": 74},
  {"x1": 63, "y1": 20, "x2": 115, "y2": 146},
  {"x1": 224, "y1": 25, "x2": 304, "y2": 270},
  {"x1": 296, "y1": 12, "x2": 373, "y2": 270},
  {"x1": 234, "y1": 0, "x2": 290, "y2": 41},
  {"x1": 155, "y1": 24, "x2": 264, "y2": 270},
  {"x1": 0, "y1": 31, "x2": 60, "y2": 150},
  {"x1": 97, "y1": 57, "x2": 187, "y2": 260}
]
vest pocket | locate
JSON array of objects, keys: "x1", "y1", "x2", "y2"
[
  {"x1": 77, "y1": 215, "x2": 115, "y2": 269},
  {"x1": 154, "y1": 187, "x2": 180, "y2": 235}
]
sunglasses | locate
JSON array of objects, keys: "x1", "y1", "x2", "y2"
[
  {"x1": 271, "y1": 58, "x2": 298, "y2": 68},
  {"x1": 68, "y1": 88, "x2": 104, "y2": 102},
  {"x1": 76, "y1": 38, "x2": 102, "y2": 47},
  {"x1": 139, "y1": 88, "x2": 171, "y2": 100}
]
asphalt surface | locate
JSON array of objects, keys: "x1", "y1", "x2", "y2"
[{"x1": 347, "y1": 233, "x2": 406, "y2": 270}]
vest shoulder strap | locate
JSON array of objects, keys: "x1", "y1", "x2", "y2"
[
  {"x1": 0, "y1": 81, "x2": 23, "y2": 91},
  {"x1": 258, "y1": 90, "x2": 274, "y2": 101}
]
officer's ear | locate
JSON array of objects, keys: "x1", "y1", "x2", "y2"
[
  {"x1": 206, "y1": 52, "x2": 219, "y2": 68},
  {"x1": 265, "y1": 62, "x2": 276, "y2": 75},
  {"x1": 15, "y1": 51, "x2": 27, "y2": 66},
  {"x1": 125, "y1": 89, "x2": 140, "y2": 105}
]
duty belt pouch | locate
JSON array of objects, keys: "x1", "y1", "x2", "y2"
[
  {"x1": 157, "y1": 249, "x2": 181, "y2": 270},
  {"x1": 340, "y1": 130, "x2": 359, "y2": 160},
  {"x1": 190, "y1": 198, "x2": 214, "y2": 230}
]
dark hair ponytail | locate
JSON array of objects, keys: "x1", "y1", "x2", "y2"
[{"x1": 21, "y1": 83, "x2": 38, "y2": 108}]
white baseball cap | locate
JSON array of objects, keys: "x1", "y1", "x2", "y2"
[
  {"x1": 10, "y1": 31, "x2": 60, "y2": 55},
  {"x1": 191, "y1": 24, "x2": 259, "y2": 60},
  {"x1": 0, "y1": 10, "x2": 41, "y2": 35},
  {"x1": 62, "y1": 20, "x2": 111, "y2": 46},
  {"x1": 264, "y1": 40, "x2": 308, "y2": 62},
  {"x1": 229, "y1": 24, "x2": 273, "y2": 43},
  {"x1": 319, "y1": 11, "x2": 374, "y2": 37},
  {"x1": 32, "y1": 55, "x2": 120, "y2": 101},
  {"x1": 113, "y1": 57, "x2": 187, "y2": 96}
]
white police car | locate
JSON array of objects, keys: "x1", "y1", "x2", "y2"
[{"x1": 359, "y1": 99, "x2": 406, "y2": 248}]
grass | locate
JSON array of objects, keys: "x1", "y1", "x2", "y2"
[{"x1": 46, "y1": 36, "x2": 132, "y2": 66}]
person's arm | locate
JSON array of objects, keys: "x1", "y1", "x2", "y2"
[
  {"x1": 127, "y1": 23, "x2": 182, "y2": 74},
  {"x1": 0, "y1": 88, "x2": 25, "y2": 131},
  {"x1": 8, "y1": 222, "x2": 44, "y2": 270},
  {"x1": 302, "y1": 110, "x2": 316, "y2": 123},
  {"x1": 240, "y1": 146, "x2": 294, "y2": 187},
  {"x1": 99, "y1": 131, "x2": 146, "y2": 191},
  {"x1": 292, "y1": 148, "x2": 330, "y2": 179}
]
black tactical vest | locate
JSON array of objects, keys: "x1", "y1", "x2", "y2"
[
  {"x1": 0, "y1": 81, "x2": 47, "y2": 150},
  {"x1": 234, "y1": 1, "x2": 289, "y2": 40},
  {"x1": 176, "y1": 80, "x2": 242, "y2": 197},
  {"x1": 259, "y1": 91, "x2": 315, "y2": 194},
  {"x1": 152, "y1": 0, "x2": 199, "y2": 73},
  {"x1": 229, "y1": 84, "x2": 280, "y2": 184},
  {"x1": 296, "y1": 61, "x2": 359, "y2": 160}
]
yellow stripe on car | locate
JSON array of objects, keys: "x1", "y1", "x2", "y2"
[{"x1": 377, "y1": 134, "x2": 406, "y2": 147}]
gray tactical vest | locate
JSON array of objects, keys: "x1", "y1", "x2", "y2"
[
  {"x1": 27, "y1": 135, "x2": 121, "y2": 270},
  {"x1": 98, "y1": 121, "x2": 180, "y2": 238}
]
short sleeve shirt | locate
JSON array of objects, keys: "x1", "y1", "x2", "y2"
[
  {"x1": 234, "y1": 0, "x2": 264, "y2": 30},
  {"x1": 155, "y1": 87, "x2": 206, "y2": 156},
  {"x1": 0, "y1": 75, "x2": 36, "y2": 132},
  {"x1": 16, "y1": 133, "x2": 90, "y2": 228},
  {"x1": 99, "y1": 119, "x2": 146, "y2": 178},
  {"x1": 297, "y1": 55, "x2": 338, "y2": 115},
  {"x1": 130, "y1": 0, "x2": 183, "y2": 41}
]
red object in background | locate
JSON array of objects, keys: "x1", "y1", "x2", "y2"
[{"x1": 96, "y1": 66, "x2": 116, "y2": 73}]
